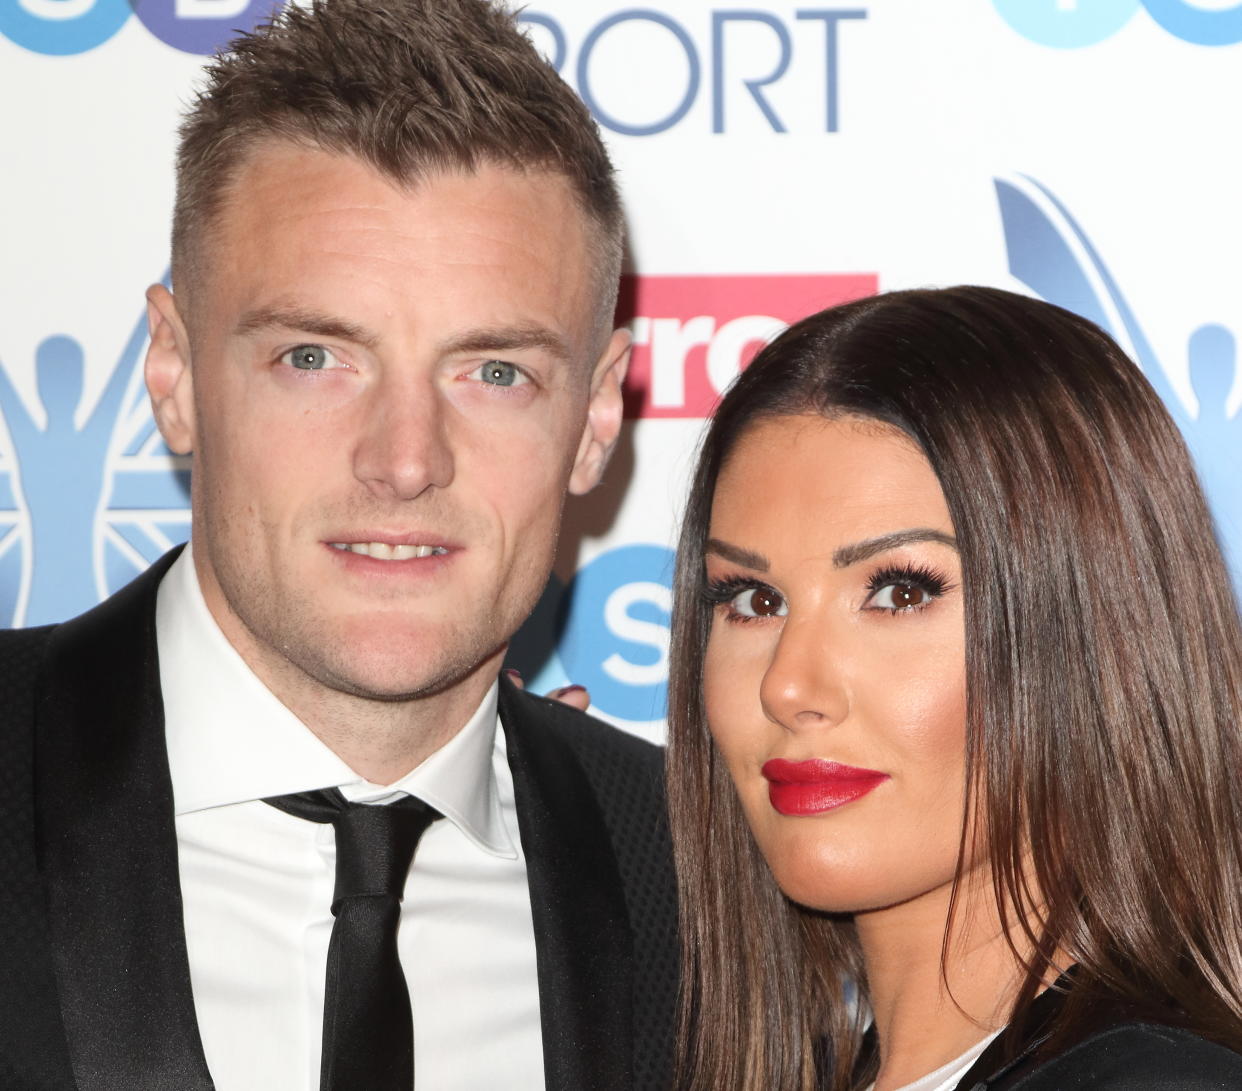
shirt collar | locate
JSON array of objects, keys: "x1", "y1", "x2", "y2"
[{"x1": 156, "y1": 545, "x2": 514, "y2": 858}]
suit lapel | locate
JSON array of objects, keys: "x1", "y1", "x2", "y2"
[
  {"x1": 34, "y1": 550, "x2": 213, "y2": 1090},
  {"x1": 958, "y1": 974, "x2": 1071, "y2": 1089},
  {"x1": 499, "y1": 683, "x2": 634, "y2": 1091}
]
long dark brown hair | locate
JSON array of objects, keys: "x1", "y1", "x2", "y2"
[{"x1": 667, "y1": 286, "x2": 1242, "y2": 1089}]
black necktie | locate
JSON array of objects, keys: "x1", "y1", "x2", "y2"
[{"x1": 265, "y1": 788, "x2": 442, "y2": 1091}]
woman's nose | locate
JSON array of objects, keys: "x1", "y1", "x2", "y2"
[{"x1": 759, "y1": 614, "x2": 850, "y2": 732}]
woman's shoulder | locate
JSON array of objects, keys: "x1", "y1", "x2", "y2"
[{"x1": 984, "y1": 1021, "x2": 1242, "y2": 1090}]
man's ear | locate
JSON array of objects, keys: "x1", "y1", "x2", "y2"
[
  {"x1": 569, "y1": 327, "x2": 631, "y2": 495},
  {"x1": 144, "y1": 284, "x2": 196, "y2": 455}
]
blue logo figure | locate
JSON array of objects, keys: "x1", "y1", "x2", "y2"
[
  {"x1": 0, "y1": 300, "x2": 191, "y2": 626},
  {"x1": 994, "y1": 0, "x2": 1242, "y2": 47},
  {"x1": 995, "y1": 174, "x2": 1242, "y2": 585},
  {"x1": 992, "y1": 0, "x2": 1141, "y2": 49}
]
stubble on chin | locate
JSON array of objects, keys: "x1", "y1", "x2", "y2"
[{"x1": 212, "y1": 553, "x2": 507, "y2": 706}]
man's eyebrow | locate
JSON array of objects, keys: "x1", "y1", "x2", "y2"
[
  {"x1": 439, "y1": 323, "x2": 573, "y2": 365},
  {"x1": 833, "y1": 529, "x2": 958, "y2": 568},
  {"x1": 234, "y1": 305, "x2": 379, "y2": 349},
  {"x1": 705, "y1": 537, "x2": 769, "y2": 572}
]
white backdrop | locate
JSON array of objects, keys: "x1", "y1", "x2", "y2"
[{"x1": 2, "y1": 0, "x2": 1240, "y2": 741}]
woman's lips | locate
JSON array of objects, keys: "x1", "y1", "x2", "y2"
[{"x1": 761, "y1": 759, "x2": 890, "y2": 816}]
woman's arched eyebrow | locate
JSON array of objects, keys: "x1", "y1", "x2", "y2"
[
  {"x1": 833, "y1": 529, "x2": 957, "y2": 568},
  {"x1": 705, "y1": 537, "x2": 768, "y2": 572}
]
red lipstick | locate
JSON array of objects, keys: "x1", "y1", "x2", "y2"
[{"x1": 761, "y1": 759, "x2": 889, "y2": 816}]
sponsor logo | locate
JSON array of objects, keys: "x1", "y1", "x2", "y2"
[
  {"x1": 511, "y1": 543, "x2": 675, "y2": 730},
  {"x1": 995, "y1": 174, "x2": 1240, "y2": 578},
  {"x1": 558, "y1": 544, "x2": 674, "y2": 725},
  {"x1": 520, "y1": 7, "x2": 867, "y2": 135},
  {"x1": 0, "y1": 296, "x2": 190, "y2": 627},
  {"x1": 0, "y1": 0, "x2": 276, "y2": 56},
  {"x1": 994, "y1": 0, "x2": 1242, "y2": 48},
  {"x1": 620, "y1": 273, "x2": 878, "y2": 418}
]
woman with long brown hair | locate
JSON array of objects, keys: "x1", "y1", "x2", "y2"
[{"x1": 667, "y1": 286, "x2": 1242, "y2": 1089}]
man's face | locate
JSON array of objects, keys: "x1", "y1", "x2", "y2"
[{"x1": 147, "y1": 145, "x2": 627, "y2": 709}]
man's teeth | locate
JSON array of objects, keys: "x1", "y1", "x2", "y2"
[{"x1": 329, "y1": 542, "x2": 447, "y2": 560}]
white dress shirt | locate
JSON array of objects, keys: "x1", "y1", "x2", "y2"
[
  {"x1": 156, "y1": 547, "x2": 545, "y2": 1090},
  {"x1": 863, "y1": 1030, "x2": 1001, "y2": 1091}
]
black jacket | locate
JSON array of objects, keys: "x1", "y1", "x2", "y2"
[
  {"x1": 957, "y1": 980, "x2": 1242, "y2": 1090},
  {"x1": 0, "y1": 551, "x2": 678, "y2": 1090}
]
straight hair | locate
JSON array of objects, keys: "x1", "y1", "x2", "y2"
[{"x1": 667, "y1": 286, "x2": 1242, "y2": 1089}]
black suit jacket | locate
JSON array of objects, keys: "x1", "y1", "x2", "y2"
[{"x1": 0, "y1": 552, "x2": 678, "y2": 1090}]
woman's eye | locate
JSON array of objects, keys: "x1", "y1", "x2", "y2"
[
  {"x1": 729, "y1": 586, "x2": 788, "y2": 619},
  {"x1": 471, "y1": 360, "x2": 527, "y2": 387},
  {"x1": 867, "y1": 581, "x2": 931, "y2": 611},
  {"x1": 282, "y1": 344, "x2": 344, "y2": 371}
]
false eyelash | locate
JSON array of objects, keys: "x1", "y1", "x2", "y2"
[
  {"x1": 703, "y1": 575, "x2": 786, "y2": 625},
  {"x1": 702, "y1": 575, "x2": 766, "y2": 607},
  {"x1": 864, "y1": 562, "x2": 954, "y2": 613},
  {"x1": 865, "y1": 561, "x2": 950, "y2": 595}
]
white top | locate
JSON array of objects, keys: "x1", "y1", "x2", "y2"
[
  {"x1": 866, "y1": 1030, "x2": 1001, "y2": 1091},
  {"x1": 156, "y1": 546, "x2": 545, "y2": 1090}
]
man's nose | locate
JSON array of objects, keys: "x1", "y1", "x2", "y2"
[
  {"x1": 758, "y1": 614, "x2": 850, "y2": 733},
  {"x1": 352, "y1": 379, "x2": 455, "y2": 501}
]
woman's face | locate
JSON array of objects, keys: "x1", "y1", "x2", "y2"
[{"x1": 703, "y1": 413, "x2": 968, "y2": 914}]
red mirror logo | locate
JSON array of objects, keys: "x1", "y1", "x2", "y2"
[{"x1": 619, "y1": 274, "x2": 877, "y2": 418}]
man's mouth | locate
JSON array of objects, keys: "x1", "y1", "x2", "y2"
[{"x1": 328, "y1": 542, "x2": 450, "y2": 560}]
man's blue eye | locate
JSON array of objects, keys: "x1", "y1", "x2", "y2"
[
  {"x1": 282, "y1": 345, "x2": 340, "y2": 370},
  {"x1": 475, "y1": 361, "x2": 526, "y2": 387}
]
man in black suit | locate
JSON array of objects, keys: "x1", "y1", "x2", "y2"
[{"x1": 0, "y1": 1, "x2": 676, "y2": 1088}]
